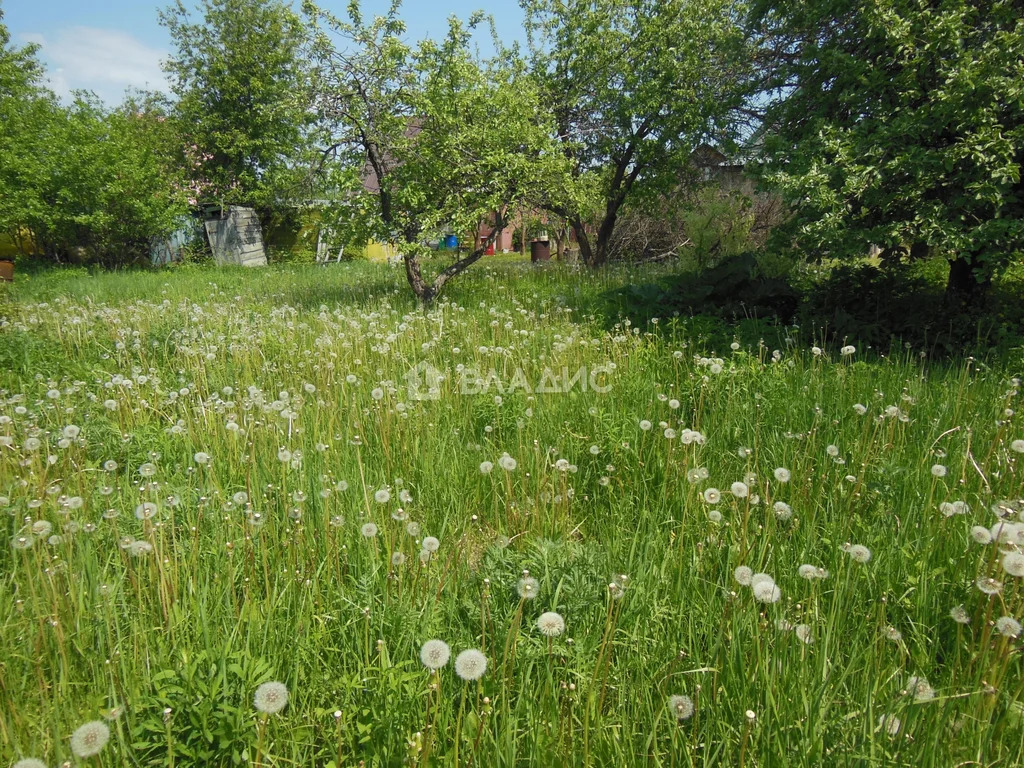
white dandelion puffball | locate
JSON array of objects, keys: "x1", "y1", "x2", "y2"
[
  {"x1": 750, "y1": 572, "x2": 775, "y2": 590},
  {"x1": 454, "y1": 649, "x2": 488, "y2": 681},
  {"x1": 840, "y1": 345, "x2": 855, "y2": 356},
  {"x1": 517, "y1": 576, "x2": 540, "y2": 599},
  {"x1": 479, "y1": 461, "x2": 494, "y2": 474},
  {"x1": 498, "y1": 455, "x2": 517, "y2": 471},
  {"x1": 193, "y1": 451, "x2": 211, "y2": 465},
  {"x1": 70, "y1": 720, "x2": 111, "y2": 757},
  {"x1": 707, "y1": 509, "x2": 723, "y2": 523},
  {"x1": 996, "y1": 616, "x2": 1022, "y2": 638},
  {"x1": 13, "y1": 759, "x2": 49, "y2": 768},
  {"x1": 930, "y1": 464, "x2": 947, "y2": 478},
  {"x1": 703, "y1": 487, "x2": 721, "y2": 504},
  {"x1": 773, "y1": 467, "x2": 790, "y2": 483},
  {"x1": 668, "y1": 694, "x2": 694, "y2": 721},
  {"x1": 361, "y1": 523, "x2": 379, "y2": 538},
  {"x1": 853, "y1": 403, "x2": 867, "y2": 415},
  {"x1": 254, "y1": 681, "x2": 289, "y2": 714},
  {"x1": 949, "y1": 605, "x2": 970, "y2": 624},
  {"x1": 794, "y1": 624, "x2": 814, "y2": 644},
  {"x1": 752, "y1": 580, "x2": 782, "y2": 604},
  {"x1": 798, "y1": 564, "x2": 828, "y2": 580},
  {"x1": 733, "y1": 566, "x2": 753, "y2": 586},
  {"x1": 878, "y1": 714, "x2": 901, "y2": 736},
  {"x1": 905, "y1": 676, "x2": 935, "y2": 702},
  {"x1": 537, "y1": 611, "x2": 566, "y2": 637},
  {"x1": 373, "y1": 489, "x2": 391, "y2": 504},
  {"x1": 847, "y1": 544, "x2": 872, "y2": 563},
  {"x1": 730, "y1": 481, "x2": 749, "y2": 498},
  {"x1": 1002, "y1": 551, "x2": 1024, "y2": 578},
  {"x1": 1011, "y1": 439, "x2": 1024, "y2": 453},
  {"x1": 420, "y1": 639, "x2": 451, "y2": 670},
  {"x1": 135, "y1": 502, "x2": 158, "y2": 520},
  {"x1": 970, "y1": 525, "x2": 993, "y2": 545},
  {"x1": 422, "y1": 536, "x2": 440, "y2": 553},
  {"x1": 639, "y1": 419, "x2": 653, "y2": 431},
  {"x1": 773, "y1": 501, "x2": 793, "y2": 521},
  {"x1": 976, "y1": 577, "x2": 1003, "y2": 595}
]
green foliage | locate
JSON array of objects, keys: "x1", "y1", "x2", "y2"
[
  {"x1": 131, "y1": 650, "x2": 271, "y2": 766},
  {"x1": 753, "y1": 0, "x2": 1024, "y2": 294},
  {"x1": 305, "y1": 1, "x2": 571, "y2": 299},
  {"x1": 0, "y1": 13, "x2": 188, "y2": 265},
  {"x1": 681, "y1": 188, "x2": 756, "y2": 269},
  {"x1": 0, "y1": 12, "x2": 58, "y2": 255},
  {"x1": 40, "y1": 95, "x2": 190, "y2": 265},
  {"x1": 522, "y1": 0, "x2": 753, "y2": 264},
  {"x1": 160, "y1": 0, "x2": 315, "y2": 208}
]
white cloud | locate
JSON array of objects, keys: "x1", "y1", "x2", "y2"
[{"x1": 19, "y1": 27, "x2": 169, "y2": 104}]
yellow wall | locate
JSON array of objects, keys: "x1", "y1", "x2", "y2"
[
  {"x1": 0, "y1": 228, "x2": 39, "y2": 259},
  {"x1": 365, "y1": 241, "x2": 400, "y2": 262}
]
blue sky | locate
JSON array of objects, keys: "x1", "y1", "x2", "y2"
[{"x1": 2, "y1": 0, "x2": 527, "y2": 104}]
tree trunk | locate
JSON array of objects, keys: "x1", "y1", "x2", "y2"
[
  {"x1": 403, "y1": 214, "x2": 507, "y2": 305},
  {"x1": 404, "y1": 254, "x2": 436, "y2": 303},
  {"x1": 571, "y1": 218, "x2": 595, "y2": 266},
  {"x1": 945, "y1": 255, "x2": 991, "y2": 308}
]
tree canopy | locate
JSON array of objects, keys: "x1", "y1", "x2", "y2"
[
  {"x1": 306, "y1": 1, "x2": 570, "y2": 301},
  {"x1": 521, "y1": 0, "x2": 752, "y2": 266},
  {"x1": 160, "y1": 0, "x2": 315, "y2": 208},
  {"x1": 752, "y1": 0, "x2": 1024, "y2": 299}
]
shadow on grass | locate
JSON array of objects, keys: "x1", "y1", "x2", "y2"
[{"x1": 592, "y1": 255, "x2": 1024, "y2": 360}]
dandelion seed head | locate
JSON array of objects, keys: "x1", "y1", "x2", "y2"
[
  {"x1": 537, "y1": 611, "x2": 565, "y2": 637},
  {"x1": 1001, "y1": 551, "x2": 1024, "y2": 578},
  {"x1": 976, "y1": 576, "x2": 1003, "y2": 595},
  {"x1": 904, "y1": 676, "x2": 935, "y2": 702},
  {"x1": 970, "y1": 525, "x2": 993, "y2": 545},
  {"x1": 454, "y1": 648, "x2": 488, "y2": 680},
  {"x1": 733, "y1": 566, "x2": 753, "y2": 586},
  {"x1": 752, "y1": 580, "x2": 781, "y2": 604},
  {"x1": 996, "y1": 616, "x2": 1022, "y2": 638},
  {"x1": 135, "y1": 502, "x2": 158, "y2": 520},
  {"x1": 847, "y1": 544, "x2": 872, "y2": 563},
  {"x1": 374, "y1": 489, "x2": 391, "y2": 504},
  {"x1": 878, "y1": 714, "x2": 901, "y2": 736},
  {"x1": 949, "y1": 605, "x2": 970, "y2": 624},
  {"x1": 70, "y1": 720, "x2": 110, "y2": 757},
  {"x1": 361, "y1": 523, "x2": 378, "y2": 538},
  {"x1": 931, "y1": 464, "x2": 947, "y2": 478},
  {"x1": 773, "y1": 467, "x2": 790, "y2": 483},
  {"x1": 420, "y1": 639, "x2": 451, "y2": 670},
  {"x1": 668, "y1": 694, "x2": 694, "y2": 720},
  {"x1": 254, "y1": 681, "x2": 289, "y2": 714},
  {"x1": 798, "y1": 564, "x2": 827, "y2": 580},
  {"x1": 517, "y1": 576, "x2": 540, "y2": 599}
]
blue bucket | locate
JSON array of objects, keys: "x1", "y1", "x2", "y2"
[{"x1": 444, "y1": 234, "x2": 458, "y2": 249}]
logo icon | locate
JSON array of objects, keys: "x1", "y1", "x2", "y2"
[{"x1": 405, "y1": 361, "x2": 444, "y2": 400}]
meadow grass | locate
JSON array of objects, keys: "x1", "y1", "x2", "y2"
[{"x1": 1, "y1": 259, "x2": 1023, "y2": 767}]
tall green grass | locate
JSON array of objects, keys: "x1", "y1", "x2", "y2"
[{"x1": 0, "y1": 260, "x2": 1022, "y2": 767}]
